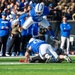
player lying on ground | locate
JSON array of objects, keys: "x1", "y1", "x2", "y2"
[{"x1": 20, "y1": 38, "x2": 72, "y2": 63}]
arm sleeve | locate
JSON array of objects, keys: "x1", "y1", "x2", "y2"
[
  {"x1": 60, "y1": 23, "x2": 65, "y2": 31},
  {"x1": 19, "y1": 13, "x2": 28, "y2": 20},
  {"x1": 43, "y1": 6, "x2": 50, "y2": 15},
  {"x1": 65, "y1": 24, "x2": 71, "y2": 31}
]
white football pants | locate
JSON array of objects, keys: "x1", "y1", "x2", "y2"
[
  {"x1": 22, "y1": 17, "x2": 50, "y2": 29},
  {"x1": 60, "y1": 36, "x2": 70, "y2": 54},
  {"x1": 39, "y1": 44, "x2": 58, "y2": 60}
]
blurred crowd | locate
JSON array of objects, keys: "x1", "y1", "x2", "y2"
[
  {"x1": 0, "y1": 0, "x2": 74, "y2": 57},
  {"x1": 0, "y1": 0, "x2": 75, "y2": 20}
]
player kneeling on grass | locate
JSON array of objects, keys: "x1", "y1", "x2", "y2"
[{"x1": 20, "y1": 38, "x2": 72, "y2": 63}]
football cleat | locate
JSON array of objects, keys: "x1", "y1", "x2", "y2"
[
  {"x1": 5, "y1": 53, "x2": 10, "y2": 57},
  {"x1": 45, "y1": 56, "x2": 52, "y2": 63},
  {"x1": 65, "y1": 55, "x2": 72, "y2": 63}
]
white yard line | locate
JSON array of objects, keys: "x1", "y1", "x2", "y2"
[
  {"x1": 0, "y1": 62, "x2": 41, "y2": 65},
  {"x1": 0, "y1": 62, "x2": 24, "y2": 65},
  {"x1": 0, "y1": 66, "x2": 74, "y2": 71},
  {"x1": 0, "y1": 56, "x2": 25, "y2": 59}
]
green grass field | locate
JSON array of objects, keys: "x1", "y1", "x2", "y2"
[{"x1": 0, "y1": 56, "x2": 75, "y2": 75}]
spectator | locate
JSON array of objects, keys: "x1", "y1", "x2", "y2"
[
  {"x1": 64, "y1": 8, "x2": 72, "y2": 20},
  {"x1": 18, "y1": 4, "x2": 31, "y2": 56},
  {"x1": 10, "y1": 8, "x2": 17, "y2": 20},
  {"x1": 6, "y1": 19, "x2": 21, "y2": 56},
  {"x1": 0, "y1": 7, "x2": 3, "y2": 18},
  {"x1": 53, "y1": 6, "x2": 63, "y2": 37},
  {"x1": 19, "y1": 0, "x2": 25, "y2": 11},
  {"x1": 72, "y1": 13, "x2": 75, "y2": 20},
  {"x1": 47, "y1": 3, "x2": 54, "y2": 20},
  {"x1": 60, "y1": 16, "x2": 72, "y2": 55}
]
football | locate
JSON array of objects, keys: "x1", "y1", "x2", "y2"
[{"x1": 19, "y1": 59, "x2": 24, "y2": 62}]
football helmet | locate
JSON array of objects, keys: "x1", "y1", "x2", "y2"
[
  {"x1": 35, "y1": 3, "x2": 44, "y2": 15},
  {"x1": 29, "y1": 38, "x2": 35, "y2": 43}
]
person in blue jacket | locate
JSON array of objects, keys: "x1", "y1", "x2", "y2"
[
  {"x1": 60, "y1": 16, "x2": 72, "y2": 55},
  {"x1": 18, "y1": 5, "x2": 32, "y2": 56},
  {"x1": 19, "y1": 14, "x2": 28, "y2": 56},
  {"x1": 0, "y1": 12, "x2": 11, "y2": 56}
]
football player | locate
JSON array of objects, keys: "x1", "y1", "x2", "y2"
[
  {"x1": 13, "y1": 3, "x2": 55, "y2": 40},
  {"x1": 22, "y1": 38, "x2": 72, "y2": 63}
]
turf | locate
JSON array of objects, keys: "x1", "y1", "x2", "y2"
[{"x1": 0, "y1": 56, "x2": 75, "y2": 75}]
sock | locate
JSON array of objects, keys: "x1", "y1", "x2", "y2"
[
  {"x1": 63, "y1": 55, "x2": 68, "y2": 61},
  {"x1": 45, "y1": 54, "x2": 52, "y2": 59}
]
